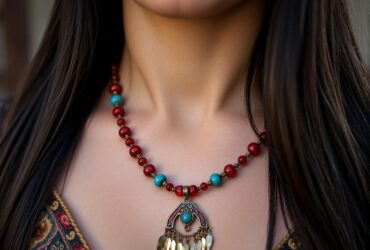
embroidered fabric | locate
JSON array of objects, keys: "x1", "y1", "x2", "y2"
[
  {"x1": 29, "y1": 189, "x2": 89, "y2": 250},
  {"x1": 29, "y1": 188, "x2": 300, "y2": 250}
]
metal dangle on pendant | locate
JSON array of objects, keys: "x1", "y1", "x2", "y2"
[{"x1": 157, "y1": 199, "x2": 213, "y2": 250}]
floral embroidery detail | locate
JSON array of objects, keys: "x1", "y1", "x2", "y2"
[
  {"x1": 29, "y1": 214, "x2": 53, "y2": 248},
  {"x1": 29, "y1": 188, "x2": 90, "y2": 250},
  {"x1": 58, "y1": 212, "x2": 72, "y2": 228},
  {"x1": 50, "y1": 240, "x2": 65, "y2": 250}
]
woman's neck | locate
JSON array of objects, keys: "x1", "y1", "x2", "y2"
[{"x1": 120, "y1": 0, "x2": 263, "y2": 126}]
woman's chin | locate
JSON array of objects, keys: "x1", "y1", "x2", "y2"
[{"x1": 130, "y1": 0, "x2": 249, "y2": 19}]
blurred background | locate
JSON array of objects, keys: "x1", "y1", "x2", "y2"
[{"x1": 0, "y1": 0, "x2": 369, "y2": 99}]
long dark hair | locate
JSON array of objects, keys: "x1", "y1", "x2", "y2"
[{"x1": 1, "y1": 0, "x2": 369, "y2": 249}]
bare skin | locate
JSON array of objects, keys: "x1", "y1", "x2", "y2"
[{"x1": 56, "y1": 0, "x2": 290, "y2": 249}]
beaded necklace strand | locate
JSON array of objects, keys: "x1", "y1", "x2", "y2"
[{"x1": 108, "y1": 65, "x2": 266, "y2": 250}]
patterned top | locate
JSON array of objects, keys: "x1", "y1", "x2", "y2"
[
  {"x1": 29, "y1": 188, "x2": 300, "y2": 250},
  {"x1": 29, "y1": 189, "x2": 90, "y2": 250}
]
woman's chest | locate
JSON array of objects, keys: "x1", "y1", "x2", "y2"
[
  {"x1": 54, "y1": 148, "x2": 288, "y2": 249},
  {"x1": 51, "y1": 113, "x2": 290, "y2": 249}
]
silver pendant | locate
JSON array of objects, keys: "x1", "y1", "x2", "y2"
[{"x1": 157, "y1": 200, "x2": 213, "y2": 250}]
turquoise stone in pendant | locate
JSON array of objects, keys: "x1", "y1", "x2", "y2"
[
  {"x1": 180, "y1": 212, "x2": 192, "y2": 224},
  {"x1": 161, "y1": 201, "x2": 213, "y2": 249},
  {"x1": 210, "y1": 173, "x2": 222, "y2": 186},
  {"x1": 110, "y1": 94, "x2": 123, "y2": 106},
  {"x1": 154, "y1": 174, "x2": 167, "y2": 187}
]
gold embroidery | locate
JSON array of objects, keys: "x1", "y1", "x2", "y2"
[
  {"x1": 288, "y1": 238, "x2": 298, "y2": 249},
  {"x1": 29, "y1": 214, "x2": 53, "y2": 248},
  {"x1": 66, "y1": 231, "x2": 76, "y2": 241},
  {"x1": 50, "y1": 200, "x2": 59, "y2": 210},
  {"x1": 51, "y1": 187, "x2": 90, "y2": 250},
  {"x1": 273, "y1": 229, "x2": 298, "y2": 250}
]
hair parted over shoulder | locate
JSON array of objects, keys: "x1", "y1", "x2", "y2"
[{"x1": 0, "y1": 0, "x2": 369, "y2": 249}]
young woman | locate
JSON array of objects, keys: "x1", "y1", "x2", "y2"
[{"x1": 0, "y1": 0, "x2": 369, "y2": 249}]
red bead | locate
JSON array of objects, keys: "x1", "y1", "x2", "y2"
[
  {"x1": 175, "y1": 185, "x2": 183, "y2": 197},
  {"x1": 224, "y1": 164, "x2": 237, "y2": 178},
  {"x1": 200, "y1": 182, "x2": 209, "y2": 191},
  {"x1": 166, "y1": 183, "x2": 174, "y2": 192},
  {"x1": 238, "y1": 155, "x2": 247, "y2": 166},
  {"x1": 138, "y1": 157, "x2": 147, "y2": 166},
  {"x1": 112, "y1": 106, "x2": 125, "y2": 117},
  {"x1": 117, "y1": 118, "x2": 126, "y2": 126},
  {"x1": 189, "y1": 185, "x2": 198, "y2": 197},
  {"x1": 248, "y1": 142, "x2": 260, "y2": 156},
  {"x1": 125, "y1": 137, "x2": 135, "y2": 146},
  {"x1": 109, "y1": 83, "x2": 122, "y2": 94},
  {"x1": 119, "y1": 126, "x2": 131, "y2": 138},
  {"x1": 111, "y1": 65, "x2": 118, "y2": 71},
  {"x1": 129, "y1": 145, "x2": 142, "y2": 157},
  {"x1": 259, "y1": 132, "x2": 267, "y2": 144},
  {"x1": 143, "y1": 164, "x2": 155, "y2": 177}
]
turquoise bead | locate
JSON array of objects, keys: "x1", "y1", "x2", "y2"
[
  {"x1": 110, "y1": 94, "x2": 123, "y2": 106},
  {"x1": 181, "y1": 212, "x2": 192, "y2": 224},
  {"x1": 154, "y1": 174, "x2": 167, "y2": 187},
  {"x1": 210, "y1": 173, "x2": 222, "y2": 186}
]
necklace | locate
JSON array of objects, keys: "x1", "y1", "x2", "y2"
[{"x1": 108, "y1": 66, "x2": 266, "y2": 250}]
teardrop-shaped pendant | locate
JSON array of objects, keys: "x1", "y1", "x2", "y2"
[{"x1": 157, "y1": 200, "x2": 214, "y2": 250}]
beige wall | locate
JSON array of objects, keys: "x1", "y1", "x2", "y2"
[
  {"x1": 351, "y1": 0, "x2": 370, "y2": 64},
  {"x1": 28, "y1": 0, "x2": 54, "y2": 58}
]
